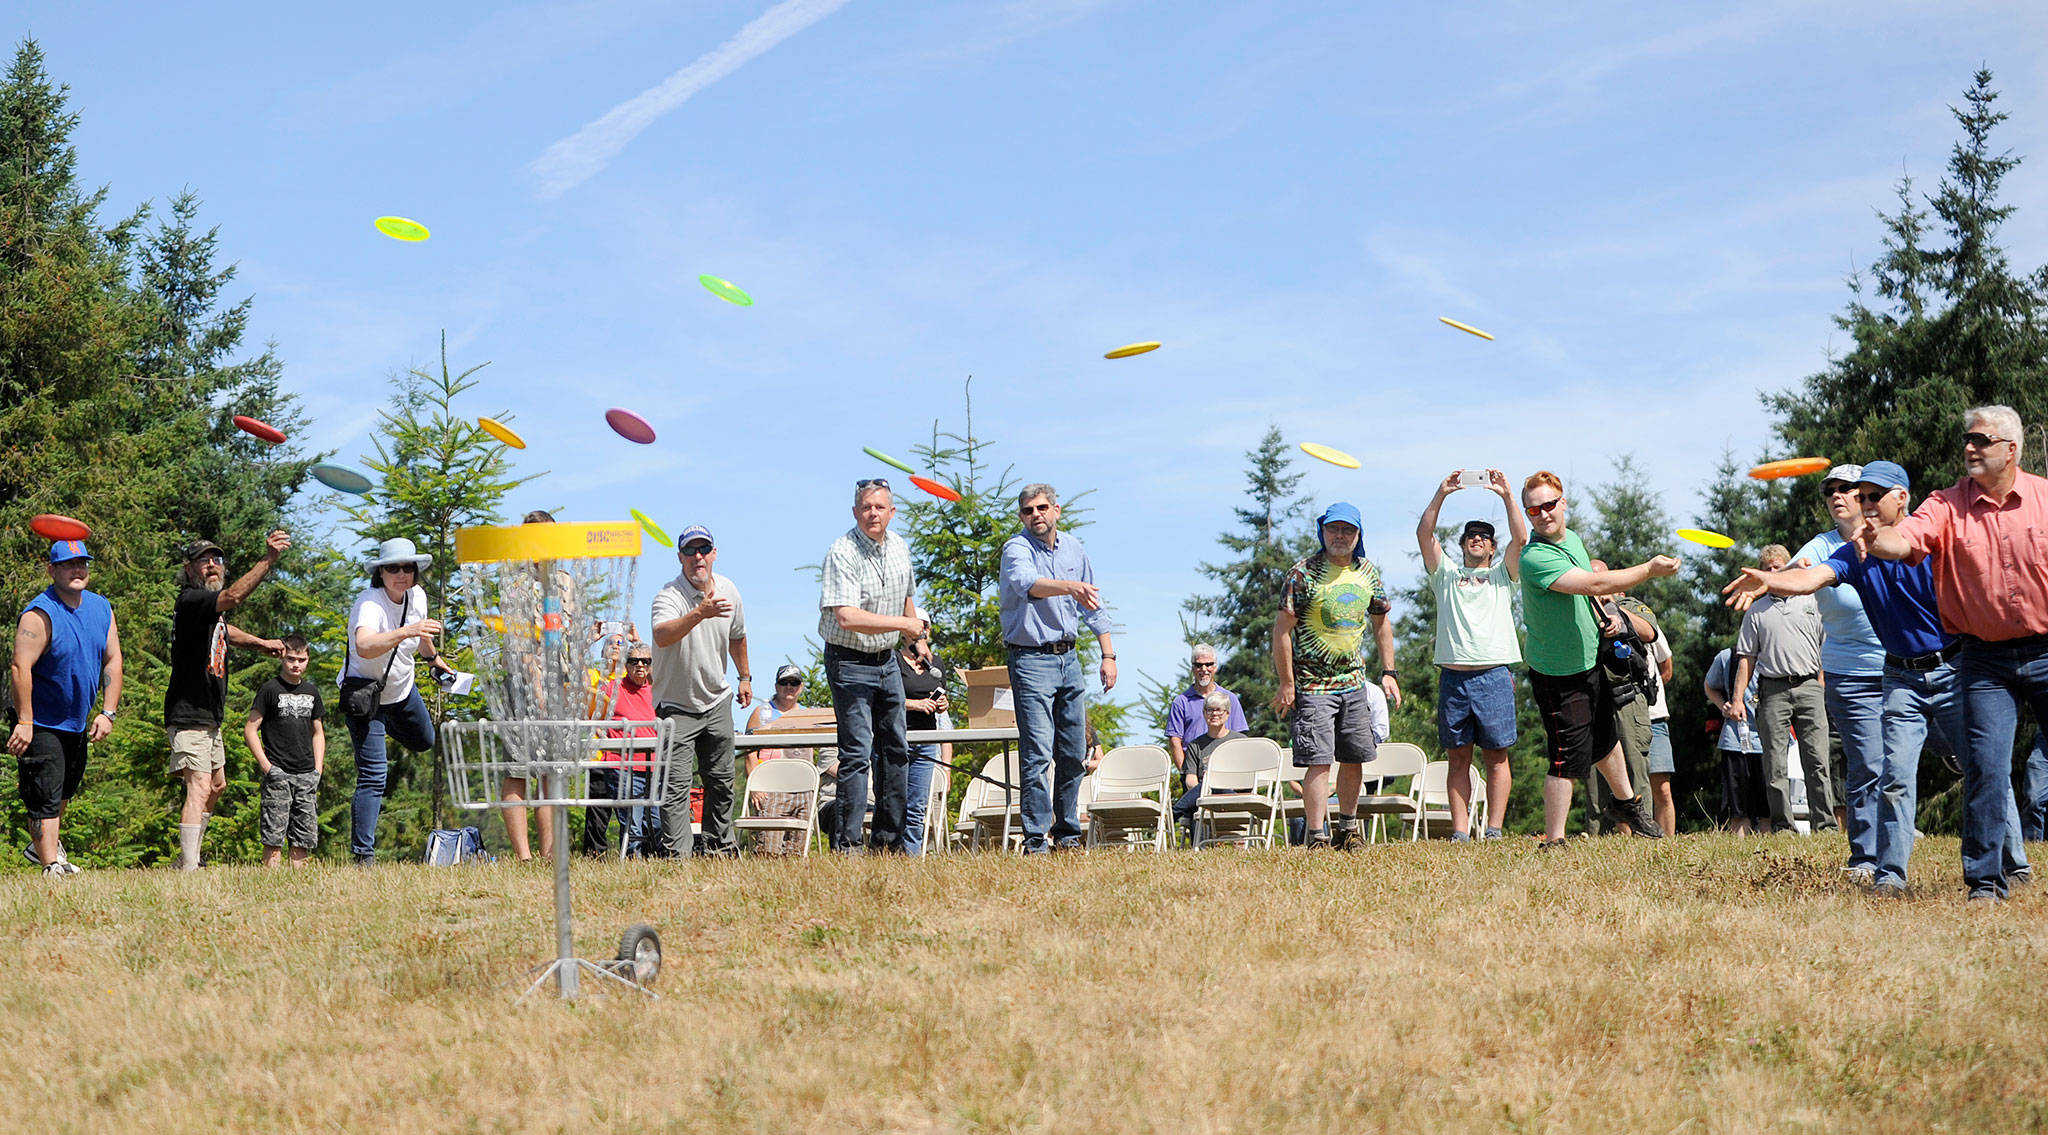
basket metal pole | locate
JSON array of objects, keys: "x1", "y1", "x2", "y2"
[{"x1": 549, "y1": 763, "x2": 578, "y2": 1000}]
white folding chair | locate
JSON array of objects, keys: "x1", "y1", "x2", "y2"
[
  {"x1": 1193, "y1": 737, "x2": 1282, "y2": 849},
  {"x1": 1084, "y1": 746, "x2": 1172, "y2": 851},
  {"x1": 733, "y1": 758, "x2": 819, "y2": 858},
  {"x1": 1274, "y1": 751, "x2": 1308, "y2": 846},
  {"x1": 1414, "y1": 760, "x2": 1480, "y2": 839},
  {"x1": 950, "y1": 774, "x2": 995, "y2": 852},
  {"x1": 1354, "y1": 742, "x2": 1428, "y2": 841},
  {"x1": 967, "y1": 750, "x2": 1028, "y2": 850},
  {"x1": 922, "y1": 755, "x2": 951, "y2": 854}
]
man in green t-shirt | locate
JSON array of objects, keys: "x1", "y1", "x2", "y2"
[
  {"x1": 1272, "y1": 501, "x2": 1402, "y2": 849},
  {"x1": 1517, "y1": 471, "x2": 1675, "y2": 845}
]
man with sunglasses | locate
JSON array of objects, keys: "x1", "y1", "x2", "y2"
[
  {"x1": 1000, "y1": 483, "x2": 1117, "y2": 853},
  {"x1": 1863, "y1": 404, "x2": 2048, "y2": 901},
  {"x1": 1726, "y1": 460, "x2": 2029, "y2": 896},
  {"x1": 165, "y1": 532, "x2": 289, "y2": 870},
  {"x1": 819, "y1": 479, "x2": 925, "y2": 853},
  {"x1": 1417, "y1": 469, "x2": 1526, "y2": 840},
  {"x1": 1162, "y1": 643, "x2": 1246, "y2": 799},
  {"x1": 1792, "y1": 466, "x2": 1886, "y2": 871},
  {"x1": 1517, "y1": 472, "x2": 1670, "y2": 845},
  {"x1": 650, "y1": 524, "x2": 750, "y2": 857},
  {"x1": 1728, "y1": 544, "x2": 1832, "y2": 837},
  {"x1": 583, "y1": 641, "x2": 658, "y2": 857}
]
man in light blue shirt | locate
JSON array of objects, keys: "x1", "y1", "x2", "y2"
[
  {"x1": 1792, "y1": 465, "x2": 1886, "y2": 875},
  {"x1": 998, "y1": 483, "x2": 1117, "y2": 852}
]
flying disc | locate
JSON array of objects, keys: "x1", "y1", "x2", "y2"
[
  {"x1": 605, "y1": 408, "x2": 657, "y2": 445},
  {"x1": 31, "y1": 514, "x2": 91, "y2": 542},
  {"x1": 863, "y1": 447, "x2": 916, "y2": 475},
  {"x1": 1675, "y1": 528, "x2": 1734, "y2": 549},
  {"x1": 374, "y1": 216, "x2": 430, "y2": 242},
  {"x1": 233, "y1": 415, "x2": 286, "y2": 444},
  {"x1": 1300, "y1": 441, "x2": 1360, "y2": 469},
  {"x1": 309, "y1": 463, "x2": 374, "y2": 495},
  {"x1": 631, "y1": 508, "x2": 672, "y2": 547},
  {"x1": 698, "y1": 275, "x2": 754, "y2": 306},
  {"x1": 477, "y1": 417, "x2": 526, "y2": 449},
  {"x1": 1747, "y1": 457, "x2": 1831, "y2": 481},
  {"x1": 909, "y1": 475, "x2": 961, "y2": 502},
  {"x1": 1104, "y1": 341, "x2": 1161, "y2": 359},
  {"x1": 1440, "y1": 317, "x2": 1495, "y2": 341}
]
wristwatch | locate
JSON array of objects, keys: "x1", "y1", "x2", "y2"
[{"x1": 98, "y1": 709, "x2": 117, "y2": 721}]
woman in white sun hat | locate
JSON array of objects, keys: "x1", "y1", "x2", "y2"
[{"x1": 341, "y1": 537, "x2": 455, "y2": 865}]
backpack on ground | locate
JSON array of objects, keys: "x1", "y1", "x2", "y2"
[{"x1": 423, "y1": 826, "x2": 489, "y2": 865}]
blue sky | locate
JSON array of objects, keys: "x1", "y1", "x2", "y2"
[{"x1": 18, "y1": 0, "x2": 2048, "y2": 724}]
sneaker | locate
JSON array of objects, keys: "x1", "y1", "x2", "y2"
[
  {"x1": 1967, "y1": 890, "x2": 2005, "y2": 906},
  {"x1": 1841, "y1": 867, "x2": 1875, "y2": 888},
  {"x1": 2011, "y1": 868, "x2": 2033, "y2": 887},
  {"x1": 1449, "y1": 830, "x2": 1472, "y2": 843},
  {"x1": 42, "y1": 862, "x2": 72, "y2": 878},
  {"x1": 1602, "y1": 794, "x2": 1665, "y2": 838},
  {"x1": 1331, "y1": 817, "x2": 1362, "y2": 850},
  {"x1": 1538, "y1": 837, "x2": 1569, "y2": 851},
  {"x1": 1480, "y1": 827, "x2": 1504, "y2": 841},
  {"x1": 1306, "y1": 828, "x2": 1332, "y2": 850},
  {"x1": 1873, "y1": 881, "x2": 1906, "y2": 899}
]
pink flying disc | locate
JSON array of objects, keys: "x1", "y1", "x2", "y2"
[
  {"x1": 234, "y1": 415, "x2": 287, "y2": 444},
  {"x1": 605, "y1": 408, "x2": 656, "y2": 445}
]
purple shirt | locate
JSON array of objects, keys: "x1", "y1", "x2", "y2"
[{"x1": 1165, "y1": 685, "x2": 1248, "y2": 750}]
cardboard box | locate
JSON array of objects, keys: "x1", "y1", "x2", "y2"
[
  {"x1": 961, "y1": 666, "x2": 1015, "y2": 728},
  {"x1": 752, "y1": 705, "x2": 836, "y2": 734}
]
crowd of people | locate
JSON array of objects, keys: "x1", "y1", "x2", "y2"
[{"x1": 9, "y1": 406, "x2": 2048, "y2": 899}]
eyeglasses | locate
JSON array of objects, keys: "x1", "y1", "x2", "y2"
[
  {"x1": 1855, "y1": 490, "x2": 1890, "y2": 503},
  {"x1": 856, "y1": 478, "x2": 890, "y2": 490},
  {"x1": 1524, "y1": 498, "x2": 1563, "y2": 517},
  {"x1": 680, "y1": 544, "x2": 715, "y2": 556},
  {"x1": 1021, "y1": 503, "x2": 1054, "y2": 515},
  {"x1": 1963, "y1": 432, "x2": 2012, "y2": 449}
]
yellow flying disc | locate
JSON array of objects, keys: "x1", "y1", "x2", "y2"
[
  {"x1": 1105, "y1": 341, "x2": 1161, "y2": 359},
  {"x1": 1675, "y1": 528, "x2": 1734, "y2": 549},
  {"x1": 477, "y1": 417, "x2": 526, "y2": 449},
  {"x1": 375, "y1": 216, "x2": 431, "y2": 242},
  {"x1": 631, "y1": 509, "x2": 672, "y2": 548},
  {"x1": 1300, "y1": 442, "x2": 1360, "y2": 469},
  {"x1": 1440, "y1": 317, "x2": 1495, "y2": 341}
]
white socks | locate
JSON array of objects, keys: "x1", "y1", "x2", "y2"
[{"x1": 178, "y1": 823, "x2": 203, "y2": 871}]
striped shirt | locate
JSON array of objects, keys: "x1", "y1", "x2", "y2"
[{"x1": 818, "y1": 527, "x2": 916, "y2": 653}]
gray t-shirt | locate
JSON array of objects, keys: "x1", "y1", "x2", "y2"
[
  {"x1": 649, "y1": 571, "x2": 745, "y2": 713},
  {"x1": 1734, "y1": 593, "x2": 1823, "y2": 679}
]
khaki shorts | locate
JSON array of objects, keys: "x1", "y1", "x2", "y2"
[{"x1": 168, "y1": 727, "x2": 228, "y2": 775}]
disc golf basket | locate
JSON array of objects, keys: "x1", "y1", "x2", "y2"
[{"x1": 445, "y1": 519, "x2": 668, "y2": 1001}]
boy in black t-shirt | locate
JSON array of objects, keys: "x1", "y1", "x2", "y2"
[{"x1": 244, "y1": 635, "x2": 325, "y2": 867}]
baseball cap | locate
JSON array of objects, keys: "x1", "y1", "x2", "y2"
[
  {"x1": 49, "y1": 540, "x2": 92, "y2": 563},
  {"x1": 1316, "y1": 501, "x2": 1362, "y2": 555},
  {"x1": 676, "y1": 524, "x2": 714, "y2": 549},
  {"x1": 1857, "y1": 460, "x2": 1910, "y2": 492},
  {"x1": 180, "y1": 538, "x2": 223, "y2": 561},
  {"x1": 913, "y1": 605, "x2": 931, "y2": 625},
  {"x1": 1823, "y1": 464, "x2": 1864, "y2": 485},
  {"x1": 1460, "y1": 520, "x2": 1496, "y2": 542},
  {"x1": 774, "y1": 664, "x2": 805, "y2": 683}
]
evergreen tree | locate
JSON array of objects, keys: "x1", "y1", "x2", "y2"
[{"x1": 1182, "y1": 427, "x2": 1315, "y2": 742}]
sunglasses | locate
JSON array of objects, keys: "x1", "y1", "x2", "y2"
[
  {"x1": 1524, "y1": 498, "x2": 1563, "y2": 517},
  {"x1": 680, "y1": 544, "x2": 715, "y2": 556},
  {"x1": 1191, "y1": 661, "x2": 1217, "y2": 668},
  {"x1": 1963, "y1": 432, "x2": 2012, "y2": 448},
  {"x1": 777, "y1": 677, "x2": 803, "y2": 687},
  {"x1": 1855, "y1": 490, "x2": 1891, "y2": 503},
  {"x1": 625, "y1": 657, "x2": 653, "y2": 666},
  {"x1": 385, "y1": 563, "x2": 417, "y2": 573},
  {"x1": 1824, "y1": 482, "x2": 1857, "y2": 495},
  {"x1": 856, "y1": 478, "x2": 891, "y2": 490},
  {"x1": 1021, "y1": 503, "x2": 1055, "y2": 515}
]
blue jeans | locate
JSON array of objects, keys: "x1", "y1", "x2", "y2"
[
  {"x1": 904, "y1": 742, "x2": 940, "y2": 856},
  {"x1": 1007, "y1": 646, "x2": 1089, "y2": 851},
  {"x1": 825, "y1": 649, "x2": 910, "y2": 852},
  {"x1": 1826, "y1": 673, "x2": 1886, "y2": 873},
  {"x1": 1957, "y1": 638, "x2": 2048, "y2": 896},
  {"x1": 346, "y1": 688, "x2": 436, "y2": 860},
  {"x1": 582, "y1": 767, "x2": 652, "y2": 857},
  {"x1": 2021, "y1": 732, "x2": 2048, "y2": 841}
]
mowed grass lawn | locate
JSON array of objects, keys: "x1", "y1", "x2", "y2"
[{"x1": 5, "y1": 834, "x2": 2046, "y2": 1134}]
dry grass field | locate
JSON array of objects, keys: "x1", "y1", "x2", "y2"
[{"x1": 5, "y1": 833, "x2": 2047, "y2": 1134}]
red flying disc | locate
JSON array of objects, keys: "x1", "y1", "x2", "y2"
[
  {"x1": 605, "y1": 408, "x2": 656, "y2": 445},
  {"x1": 31, "y1": 514, "x2": 91, "y2": 542},
  {"x1": 909, "y1": 475, "x2": 960, "y2": 502},
  {"x1": 233, "y1": 415, "x2": 287, "y2": 444}
]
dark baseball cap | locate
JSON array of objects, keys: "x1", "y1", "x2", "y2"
[
  {"x1": 1460, "y1": 520, "x2": 1497, "y2": 543},
  {"x1": 180, "y1": 538, "x2": 224, "y2": 561}
]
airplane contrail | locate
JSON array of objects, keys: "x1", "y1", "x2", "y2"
[{"x1": 529, "y1": 0, "x2": 853, "y2": 199}]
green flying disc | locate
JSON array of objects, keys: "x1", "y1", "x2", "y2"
[{"x1": 699, "y1": 275, "x2": 754, "y2": 306}]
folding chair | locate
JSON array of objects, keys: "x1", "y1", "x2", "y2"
[
  {"x1": 734, "y1": 758, "x2": 819, "y2": 858},
  {"x1": 1414, "y1": 760, "x2": 1480, "y2": 839},
  {"x1": 1354, "y1": 742, "x2": 1428, "y2": 841},
  {"x1": 1083, "y1": 746, "x2": 1172, "y2": 851},
  {"x1": 1193, "y1": 737, "x2": 1282, "y2": 849},
  {"x1": 966, "y1": 750, "x2": 1028, "y2": 850},
  {"x1": 950, "y1": 774, "x2": 995, "y2": 852},
  {"x1": 922, "y1": 756, "x2": 952, "y2": 854},
  {"x1": 1275, "y1": 752, "x2": 1309, "y2": 846}
]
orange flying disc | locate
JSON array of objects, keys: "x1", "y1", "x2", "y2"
[
  {"x1": 31, "y1": 514, "x2": 91, "y2": 542},
  {"x1": 909, "y1": 475, "x2": 961, "y2": 502},
  {"x1": 233, "y1": 415, "x2": 286, "y2": 444},
  {"x1": 1748, "y1": 457, "x2": 1830, "y2": 481}
]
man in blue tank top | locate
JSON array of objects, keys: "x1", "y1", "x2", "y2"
[{"x1": 6, "y1": 540, "x2": 124, "y2": 876}]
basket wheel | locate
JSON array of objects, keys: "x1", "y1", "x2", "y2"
[{"x1": 616, "y1": 923, "x2": 661, "y2": 985}]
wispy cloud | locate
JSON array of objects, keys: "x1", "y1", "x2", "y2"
[{"x1": 527, "y1": 0, "x2": 854, "y2": 199}]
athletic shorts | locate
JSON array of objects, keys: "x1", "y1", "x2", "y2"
[
  {"x1": 1436, "y1": 666, "x2": 1518, "y2": 751},
  {"x1": 18, "y1": 727, "x2": 88, "y2": 821},
  {"x1": 1528, "y1": 666, "x2": 1619, "y2": 781},
  {"x1": 1290, "y1": 687, "x2": 1380, "y2": 767},
  {"x1": 168, "y1": 726, "x2": 227, "y2": 775}
]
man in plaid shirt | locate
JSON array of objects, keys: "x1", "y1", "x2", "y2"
[{"x1": 818, "y1": 478, "x2": 927, "y2": 852}]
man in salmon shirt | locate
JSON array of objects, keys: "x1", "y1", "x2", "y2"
[{"x1": 1867, "y1": 404, "x2": 2048, "y2": 903}]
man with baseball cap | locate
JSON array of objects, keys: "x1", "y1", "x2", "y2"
[
  {"x1": 1727, "y1": 458, "x2": 2029, "y2": 896},
  {"x1": 649, "y1": 523, "x2": 750, "y2": 857},
  {"x1": 165, "y1": 530, "x2": 289, "y2": 870},
  {"x1": 1273, "y1": 501, "x2": 1401, "y2": 849},
  {"x1": 1417, "y1": 469, "x2": 1527, "y2": 840},
  {"x1": 8, "y1": 541, "x2": 124, "y2": 876}
]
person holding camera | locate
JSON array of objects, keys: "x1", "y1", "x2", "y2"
[
  {"x1": 343, "y1": 537, "x2": 454, "y2": 865},
  {"x1": 1517, "y1": 471, "x2": 1671, "y2": 846},
  {"x1": 1581, "y1": 560, "x2": 1670, "y2": 836},
  {"x1": 1729, "y1": 544, "x2": 1836, "y2": 835}
]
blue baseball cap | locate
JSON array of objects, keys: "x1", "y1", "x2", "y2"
[
  {"x1": 49, "y1": 540, "x2": 92, "y2": 563},
  {"x1": 1857, "y1": 461, "x2": 1910, "y2": 492},
  {"x1": 1316, "y1": 502, "x2": 1363, "y2": 554},
  {"x1": 676, "y1": 525, "x2": 714, "y2": 549}
]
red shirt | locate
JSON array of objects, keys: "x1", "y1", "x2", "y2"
[
  {"x1": 601, "y1": 677, "x2": 658, "y2": 768},
  {"x1": 1895, "y1": 470, "x2": 2048, "y2": 641}
]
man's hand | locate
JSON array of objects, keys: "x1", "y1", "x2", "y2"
[
  {"x1": 1645, "y1": 555, "x2": 1681, "y2": 578},
  {"x1": 7, "y1": 722, "x2": 32, "y2": 756},
  {"x1": 264, "y1": 528, "x2": 292, "y2": 559},
  {"x1": 693, "y1": 583, "x2": 732, "y2": 622},
  {"x1": 1069, "y1": 580, "x2": 1102, "y2": 611},
  {"x1": 88, "y1": 712, "x2": 113, "y2": 743},
  {"x1": 1100, "y1": 657, "x2": 1118, "y2": 692},
  {"x1": 1720, "y1": 569, "x2": 1772, "y2": 612},
  {"x1": 1437, "y1": 470, "x2": 1462, "y2": 498},
  {"x1": 264, "y1": 638, "x2": 286, "y2": 658},
  {"x1": 1724, "y1": 697, "x2": 1748, "y2": 723},
  {"x1": 1488, "y1": 468, "x2": 1512, "y2": 500},
  {"x1": 1271, "y1": 681, "x2": 1296, "y2": 717},
  {"x1": 1381, "y1": 673, "x2": 1403, "y2": 709},
  {"x1": 735, "y1": 677, "x2": 752, "y2": 709}
]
